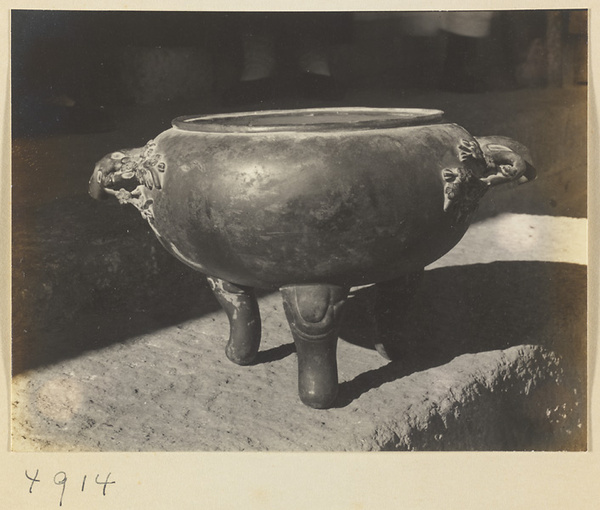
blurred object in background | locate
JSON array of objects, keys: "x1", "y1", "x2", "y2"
[
  {"x1": 356, "y1": 11, "x2": 495, "y2": 93},
  {"x1": 501, "y1": 10, "x2": 549, "y2": 89},
  {"x1": 568, "y1": 10, "x2": 588, "y2": 85},
  {"x1": 222, "y1": 12, "x2": 352, "y2": 106},
  {"x1": 438, "y1": 11, "x2": 494, "y2": 93},
  {"x1": 353, "y1": 10, "x2": 587, "y2": 93},
  {"x1": 11, "y1": 9, "x2": 588, "y2": 138},
  {"x1": 509, "y1": 10, "x2": 587, "y2": 89}
]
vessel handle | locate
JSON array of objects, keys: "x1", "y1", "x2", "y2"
[
  {"x1": 476, "y1": 136, "x2": 537, "y2": 187},
  {"x1": 89, "y1": 147, "x2": 145, "y2": 200},
  {"x1": 89, "y1": 140, "x2": 166, "y2": 202}
]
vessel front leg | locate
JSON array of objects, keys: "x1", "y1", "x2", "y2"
[
  {"x1": 374, "y1": 270, "x2": 424, "y2": 361},
  {"x1": 207, "y1": 277, "x2": 262, "y2": 366},
  {"x1": 280, "y1": 284, "x2": 349, "y2": 409}
]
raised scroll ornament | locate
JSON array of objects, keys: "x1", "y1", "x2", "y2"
[
  {"x1": 90, "y1": 140, "x2": 166, "y2": 222},
  {"x1": 442, "y1": 139, "x2": 488, "y2": 223}
]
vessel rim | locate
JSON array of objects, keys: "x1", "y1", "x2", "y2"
[{"x1": 172, "y1": 107, "x2": 445, "y2": 133}]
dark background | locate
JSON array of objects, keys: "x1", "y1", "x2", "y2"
[{"x1": 11, "y1": 10, "x2": 586, "y2": 127}]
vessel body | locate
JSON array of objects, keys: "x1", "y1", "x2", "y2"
[
  {"x1": 90, "y1": 107, "x2": 534, "y2": 289},
  {"x1": 151, "y1": 123, "x2": 472, "y2": 287}
]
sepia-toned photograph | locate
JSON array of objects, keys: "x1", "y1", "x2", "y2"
[{"x1": 11, "y1": 9, "x2": 588, "y2": 454}]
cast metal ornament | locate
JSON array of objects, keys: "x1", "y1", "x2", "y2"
[
  {"x1": 442, "y1": 139, "x2": 489, "y2": 223},
  {"x1": 92, "y1": 140, "x2": 166, "y2": 222}
]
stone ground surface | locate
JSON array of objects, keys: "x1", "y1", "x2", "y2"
[{"x1": 11, "y1": 86, "x2": 588, "y2": 451}]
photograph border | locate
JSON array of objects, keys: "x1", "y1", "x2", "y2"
[{"x1": 2, "y1": 1, "x2": 598, "y2": 508}]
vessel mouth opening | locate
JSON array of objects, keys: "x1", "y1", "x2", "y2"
[{"x1": 172, "y1": 107, "x2": 445, "y2": 133}]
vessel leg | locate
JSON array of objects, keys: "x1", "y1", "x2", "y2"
[
  {"x1": 280, "y1": 284, "x2": 349, "y2": 409},
  {"x1": 374, "y1": 270, "x2": 424, "y2": 361},
  {"x1": 207, "y1": 276, "x2": 262, "y2": 366}
]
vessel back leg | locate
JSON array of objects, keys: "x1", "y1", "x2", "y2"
[
  {"x1": 207, "y1": 276, "x2": 262, "y2": 366},
  {"x1": 373, "y1": 270, "x2": 425, "y2": 361}
]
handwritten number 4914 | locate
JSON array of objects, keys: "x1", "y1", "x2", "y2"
[{"x1": 26, "y1": 470, "x2": 115, "y2": 507}]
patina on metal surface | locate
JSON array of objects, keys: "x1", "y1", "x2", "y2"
[{"x1": 89, "y1": 107, "x2": 536, "y2": 409}]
